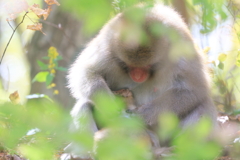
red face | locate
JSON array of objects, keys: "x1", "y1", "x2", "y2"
[{"x1": 128, "y1": 66, "x2": 150, "y2": 83}]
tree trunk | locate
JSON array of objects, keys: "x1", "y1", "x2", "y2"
[{"x1": 27, "y1": 5, "x2": 87, "y2": 108}]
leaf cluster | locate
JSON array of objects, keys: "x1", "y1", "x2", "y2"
[{"x1": 32, "y1": 47, "x2": 67, "y2": 87}]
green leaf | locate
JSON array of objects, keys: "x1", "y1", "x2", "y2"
[
  {"x1": 32, "y1": 71, "x2": 49, "y2": 83},
  {"x1": 218, "y1": 62, "x2": 224, "y2": 70},
  {"x1": 236, "y1": 60, "x2": 240, "y2": 67},
  {"x1": 237, "y1": 54, "x2": 240, "y2": 61},
  {"x1": 232, "y1": 109, "x2": 240, "y2": 115},
  {"x1": 37, "y1": 60, "x2": 48, "y2": 70},
  {"x1": 42, "y1": 56, "x2": 49, "y2": 60},
  {"x1": 56, "y1": 67, "x2": 67, "y2": 71},
  {"x1": 46, "y1": 73, "x2": 54, "y2": 86},
  {"x1": 55, "y1": 55, "x2": 63, "y2": 61}
]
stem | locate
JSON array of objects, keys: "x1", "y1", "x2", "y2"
[
  {"x1": 0, "y1": 12, "x2": 28, "y2": 65},
  {"x1": 7, "y1": 21, "x2": 14, "y2": 31}
]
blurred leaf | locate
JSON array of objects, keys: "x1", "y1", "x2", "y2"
[
  {"x1": 171, "y1": 118, "x2": 221, "y2": 160},
  {"x1": 45, "y1": 0, "x2": 60, "y2": 6},
  {"x1": 56, "y1": 66, "x2": 67, "y2": 71},
  {"x1": 37, "y1": 60, "x2": 48, "y2": 70},
  {"x1": 203, "y1": 47, "x2": 210, "y2": 54},
  {"x1": 46, "y1": 73, "x2": 54, "y2": 86},
  {"x1": 236, "y1": 60, "x2": 240, "y2": 67},
  {"x1": 192, "y1": 0, "x2": 227, "y2": 33},
  {"x1": 218, "y1": 53, "x2": 227, "y2": 62},
  {"x1": 218, "y1": 62, "x2": 224, "y2": 70},
  {"x1": 42, "y1": 56, "x2": 49, "y2": 60},
  {"x1": 192, "y1": 118, "x2": 213, "y2": 139},
  {"x1": 9, "y1": 91, "x2": 20, "y2": 104},
  {"x1": 55, "y1": 55, "x2": 63, "y2": 61},
  {"x1": 232, "y1": 109, "x2": 240, "y2": 115},
  {"x1": 158, "y1": 113, "x2": 179, "y2": 141},
  {"x1": 19, "y1": 144, "x2": 55, "y2": 160},
  {"x1": 93, "y1": 93, "x2": 124, "y2": 127},
  {"x1": 32, "y1": 71, "x2": 49, "y2": 83},
  {"x1": 61, "y1": 0, "x2": 112, "y2": 33}
]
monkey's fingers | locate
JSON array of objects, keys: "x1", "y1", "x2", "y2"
[{"x1": 112, "y1": 88, "x2": 133, "y2": 98}]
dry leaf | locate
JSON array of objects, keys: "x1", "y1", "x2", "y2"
[
  {"x1": 9, "y1": 91, "x2": 20, "y2": 104},
  {"x1": 29, "y1": 4, "x2": 51, "y2": 20},
  {"x1": 43, "y1": 6, "x2": 52, "y2": 20},
  {"x1": 27, "y1": 23, "x2": 45, "y2": 34},
  {"x1": 6, "y1": 14, "x2": 16, "y2": 21},
  {"x1": 27, "y1": 23, "x2": 42, "y2": 30},
  {"x1": 45, "y1": 0, "x2": 60, "y2": 6}
]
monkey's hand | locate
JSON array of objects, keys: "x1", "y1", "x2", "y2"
[{"x1": 112, "y1": 89, "x2": 136, "y2": 112}]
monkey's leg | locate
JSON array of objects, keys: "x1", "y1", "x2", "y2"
[{"x1": 66, "y1": 101, "x2": 98, "y2": 159}]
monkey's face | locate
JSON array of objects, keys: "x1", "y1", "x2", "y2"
[
  {"x1": 112, "y1": 39, "x2": 162, "y2": 83},
  {"x1": 110, "y1": 14, "x2": 171, "y2": 83}
]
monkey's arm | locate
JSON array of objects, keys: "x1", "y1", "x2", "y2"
[{"x1": 136, "y1": 88, "x2": 216, "y2": 127}]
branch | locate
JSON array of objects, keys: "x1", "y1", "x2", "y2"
[{"x1": 0, "y1": 12, "x2": 28, "y2": 65}]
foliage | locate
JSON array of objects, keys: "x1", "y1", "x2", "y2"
[
  {"x1": 32, "y1": 47, "x2": 67, "y2": 95},
  {"x1": 0, "y1": 0, "x2": 240, "y2": 159},
  {"x1": 0, "y1": 94, "x2": 220, "y2": 160},
  {"x1": 61, "y1": 0, "x2": 155, "y2": 34},
  {"x1": 0, "y1": 99, "x2": 71, "y2": 159}
]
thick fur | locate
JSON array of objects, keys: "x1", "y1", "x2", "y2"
[{"x1": 67, "y1": 4, "x2": 217, "y2": 158}]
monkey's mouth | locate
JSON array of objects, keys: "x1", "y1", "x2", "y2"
[{"x1": 129, "y1": 66, "x2": 149, "y2": 83}]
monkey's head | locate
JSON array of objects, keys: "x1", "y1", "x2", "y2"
[{"x1": 110, "y1": 12, "x2": 171, "y2": 83}]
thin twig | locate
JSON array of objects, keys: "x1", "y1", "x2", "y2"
[
  {"x1": 7, "y1": 21, "x2": 14, "y2": 31},
  {"x1": 26, "y1": 14, "x2": 35, "y2": 23},
  {"x1": 0, "y1": 12, "x2": 28, "y2": 65}
]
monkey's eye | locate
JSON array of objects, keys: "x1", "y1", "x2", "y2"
[
  {"x1": 119, "y1": 62, "x2": 129, "y2": 73},
  {"x1": 149, "y1": 63, "x2": 160, "y2": 77},
  {"x1": 115, "y1": 58, "x2": 129, "y2": 73}
]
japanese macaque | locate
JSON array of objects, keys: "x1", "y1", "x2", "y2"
[{"x1": 67, "y1": 4, "x2": 217, "y2": 159}]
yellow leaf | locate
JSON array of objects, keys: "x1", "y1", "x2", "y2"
[
  {"x1": 236, "y1": 60, "x2": 240, "y2": 67},
  {"x1": 203, "y1": 47, "x2": 210, "y2": 54},
  {"x1": 218, "y1": 53, "x2": 227, "y2": 62},
  {"x1": 9, "y1": 91, "x2": 20, "y2": 104}
]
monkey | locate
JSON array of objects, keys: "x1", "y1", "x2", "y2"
[{"x1": 67, "y1": 4, "x2": 217, "y2": 159}]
